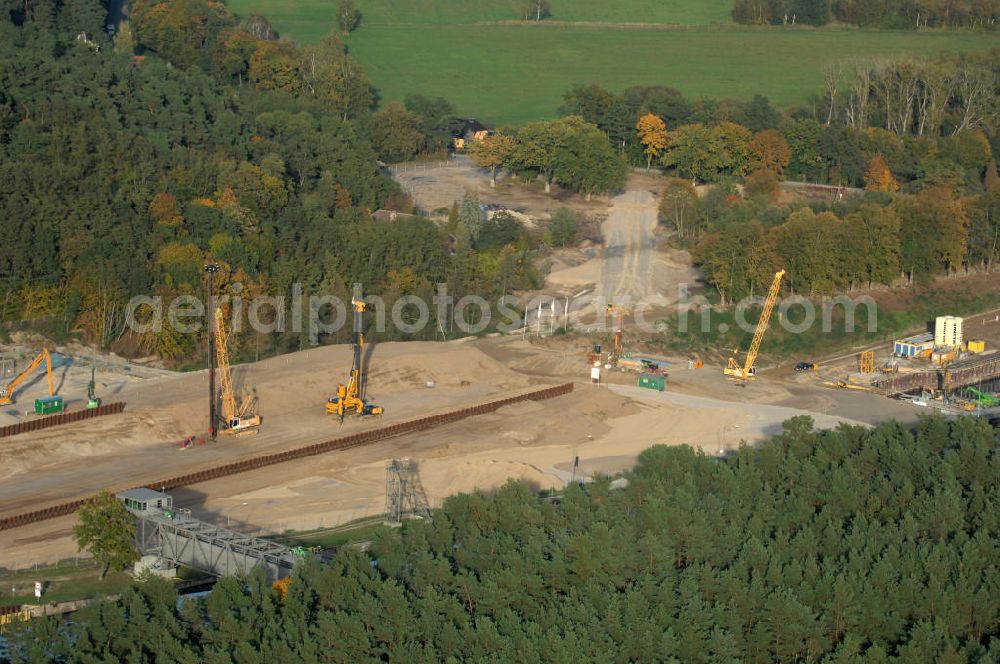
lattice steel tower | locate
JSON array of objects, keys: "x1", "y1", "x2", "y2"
[{"x1": 385, "y1": 458, "x2": 431, "y2": 524}]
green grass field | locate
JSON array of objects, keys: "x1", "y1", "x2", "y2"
[
  {"x1": 228, "y1": 0, "x2": 733, "y2": 34},
  {"x1": 225, "y1": 0, "x2": 997, "y2": 124}
]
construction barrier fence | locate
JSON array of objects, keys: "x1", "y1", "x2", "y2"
[
  {"x1": 0, "y1": 384, "x2": 574, "y2": 532},
  {"x1": 0, "y1": 607, "x2": 31, "y2": 632},
  {"x1": 0, "y1": 402, "x2": 126, "y2": 439}
]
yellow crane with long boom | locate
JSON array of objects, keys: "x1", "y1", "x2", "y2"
[
  {"x1": 214, "y1": 308, "x2": 261, "y2": 435},
  {"x1": 0, "y1": 349, "x2": 55, "y2": 406},
  {"x1": 326, "y1": 295, "x2": 383, "y2": 421},
  {"x1": 724, "y1": 270, "x2": 785, "y2": 381}
]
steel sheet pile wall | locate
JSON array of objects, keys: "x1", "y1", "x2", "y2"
[
  {"x1": 876, "y1": 355, "x2": 1000, "y2": 395},
  {"x1": 0, "y1": 402, "x2": 126, "y2": 439},
  {"x1": 0, "y1": 384, "x2": 574, "y2": 532}
]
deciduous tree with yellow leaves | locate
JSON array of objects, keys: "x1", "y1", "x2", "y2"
[
  {"x1": 636, "y1": 113, "x2": 668, "y2": 172},
  {"x1": 864, "y1": 154, "x2": 897, "y2": 192},
  {"x1": 469, "y1": 130, "x2": 516, "y2": 187}
]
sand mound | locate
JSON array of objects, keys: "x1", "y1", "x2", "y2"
[{"x1": 0, "y1": 340, "x2": 540, "y2": 498}]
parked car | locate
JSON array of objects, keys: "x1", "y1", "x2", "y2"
[{"x1": 794, "y1": 362, "x2": 816, "y2": 372}]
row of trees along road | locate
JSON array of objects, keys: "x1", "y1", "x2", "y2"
[
  {"x1": 6, "y1": 415, "x2": 999, "y2": 662},
  {"x1": 734, "y1": 0, "x2": 1000, "y2": 28},
  {"x1": 468, "y1": 116, "x2": 628, "y2": 198}
]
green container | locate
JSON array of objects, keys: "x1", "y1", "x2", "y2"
[
  {"x1": 637, "y1": 373, "x2": 665, "y2": 392},
  {"x1": 34, "y1": 396, "x2": 64, "y2": 415}
]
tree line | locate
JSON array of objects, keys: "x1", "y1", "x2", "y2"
[
  {"x1": 0, "y1": 0, "x2": 546, "y2": 361},
  {"x1": 558, "y1": 48, "x2": 999, "y2": 192},
  {"x1": 733, "y1": 0, "x2": 999, "y2": 28},
  {"x1": 5, "y1": 414, "x2": 999, "y2": 662},
  {"x1": 468, "y1": 116, "x2": 628, "y2": 198},
  {"x1": 685, "y1": 183, "x2": 999, "y2": 301},
  {"x1": 2, "y1": 0, "x2": 998, "y2": 363}
]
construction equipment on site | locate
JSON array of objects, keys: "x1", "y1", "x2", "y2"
[
  {"x1": 0, "y1": 349, "x2": 58, "y2": 408},
  {"x1": 214, "y1": 308, "x2": 261, "y2": 435},
  {"x1": 87, "y1": 366, "x2": 101, "y2": 409},
  {"x1": 327, "y1": 294, "x2": 383, "y2": 421},
  {"x1": 724, "y1": 270, "x2": 785, "y2": 381},
  {"x1": 966, "y1": 386, "x2": 999, "y2": 408},
  {"x1": 859, "y1": 351, "x2": 876, "y2": 374},
  {"x1": 586, "y1": 344, "x2": 601, "y2": 365},
  {"x1": 606, "y1": 304, "x2": 629, "y2": 366},
  {"x1": 824, "y1": 380, "x2": 873, "y2": 392}
]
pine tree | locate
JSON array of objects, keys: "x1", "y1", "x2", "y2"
[{"x1": 458, "y1": 192, "x2": 486, "y2": 240}]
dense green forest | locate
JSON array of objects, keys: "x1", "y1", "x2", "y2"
[
  {"x1": 2, "y1": 0, "x2": 999, "y2": 364},
  {"x1": 733, "y1": 0, "x2": 1000, "y2": 27},
  {"x1": 0, "y1": 0, "x2": 547, "y2": 358},
  {"x1": 5, "y1": 414, "x2": 999, "y2": 662},
  {"x1": 676, "y1": 180, "x2": 999, "y2": 300}
]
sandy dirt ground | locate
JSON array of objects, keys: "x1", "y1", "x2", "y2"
[
  {"x1": 0, "y1": 341, "x2": 536, "y2": 517},
  {"x1": 0, "y1": 339, "x2": 173, "y2": 426},
  {"x1": 393, "y1": 156, "x2": 608, "y2": 220},
  {"x1": 0, "y1": 330, "x2": 931, "y2": 569},
  {"x1": 0, "y1": 167, "x2": 950, "y2": 570},
  {"x1": 546, "y1": 182, "x2": 699, "y2": 308}
]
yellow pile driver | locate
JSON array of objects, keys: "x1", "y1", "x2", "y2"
[
  {"x1": 215, "y1": 308, "x2": 261, "y2": 435},
  {"x1": 724, "y1": 270, "x2": 785, "y2": 381},
  {"x1": 327, "y1": 296, "x2": 383, "y2": 421}
]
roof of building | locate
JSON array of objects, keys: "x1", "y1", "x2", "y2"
[
  {"x1": 371, "y1": 209, "x2": 417, "y2": 222},
  {"x1": 896, "y1": 332, "x2": 934, "y2": 345},
  {"x1": 117, "y1": 487, "x2": 170, "y2": 503}
]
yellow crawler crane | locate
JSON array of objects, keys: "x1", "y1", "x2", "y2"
[
  {"x1": 724, "y1": 270, "x2": 785, "y2": 381},
  {"x1": 0, "y1": 349, "x2": 55, "y2": 406},
  {"x1": 215, "y1": 308, "x2": 261, "y2": 435},
  {"x1": 327, "y1": 296, "x2": 383, "y2": 422}
]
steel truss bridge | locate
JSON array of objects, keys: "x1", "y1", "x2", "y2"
[{"x1": 133, "y1": 509, "x2": 299, "y2": 582}]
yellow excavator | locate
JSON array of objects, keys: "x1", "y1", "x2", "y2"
[
  {"x1": 326, "y1": 296, "x2": 383, "y2": 421},
  {"x1": 214, "y1": 308, "x2": 261, "y2": 435},
  {"x1": 0, "y1": 349, "x2": 58, "y2": 409},
  {"x1": 724, "y1": 270, "x2": 785, "y2": 381}
]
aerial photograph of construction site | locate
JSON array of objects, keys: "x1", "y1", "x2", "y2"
[{"x1": 2, "y1": 0, "x2": 1000, "y2": 661}]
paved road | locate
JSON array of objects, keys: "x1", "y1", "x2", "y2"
[{"x1": 609, "y1": 384, "x2": 869, "y2": 447}]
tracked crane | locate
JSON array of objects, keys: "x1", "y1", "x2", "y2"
[
  {"x1": 0, "y1": 349, "x2": 56, "y2": 406},
  {"x1": 724, "y1": 270, "x2": 785, "y2": 381},
  {"x1": 214, "y1": 308, "x2": 261, "y2": 435},
  {"x1": 326, "y1": 294, "x2": 383, "y2": 421}
]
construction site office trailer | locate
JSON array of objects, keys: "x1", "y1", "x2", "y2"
[{"x1": 894, "y1": 333, "x2": 934, "y2": 358}]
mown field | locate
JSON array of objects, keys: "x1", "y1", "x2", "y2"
[
  {"x1": 225, "y1": 0, "x2": 997, "y2": 124},
  {"x1": 227, "y1": 0, "x2": 733, "y2": 33}
]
